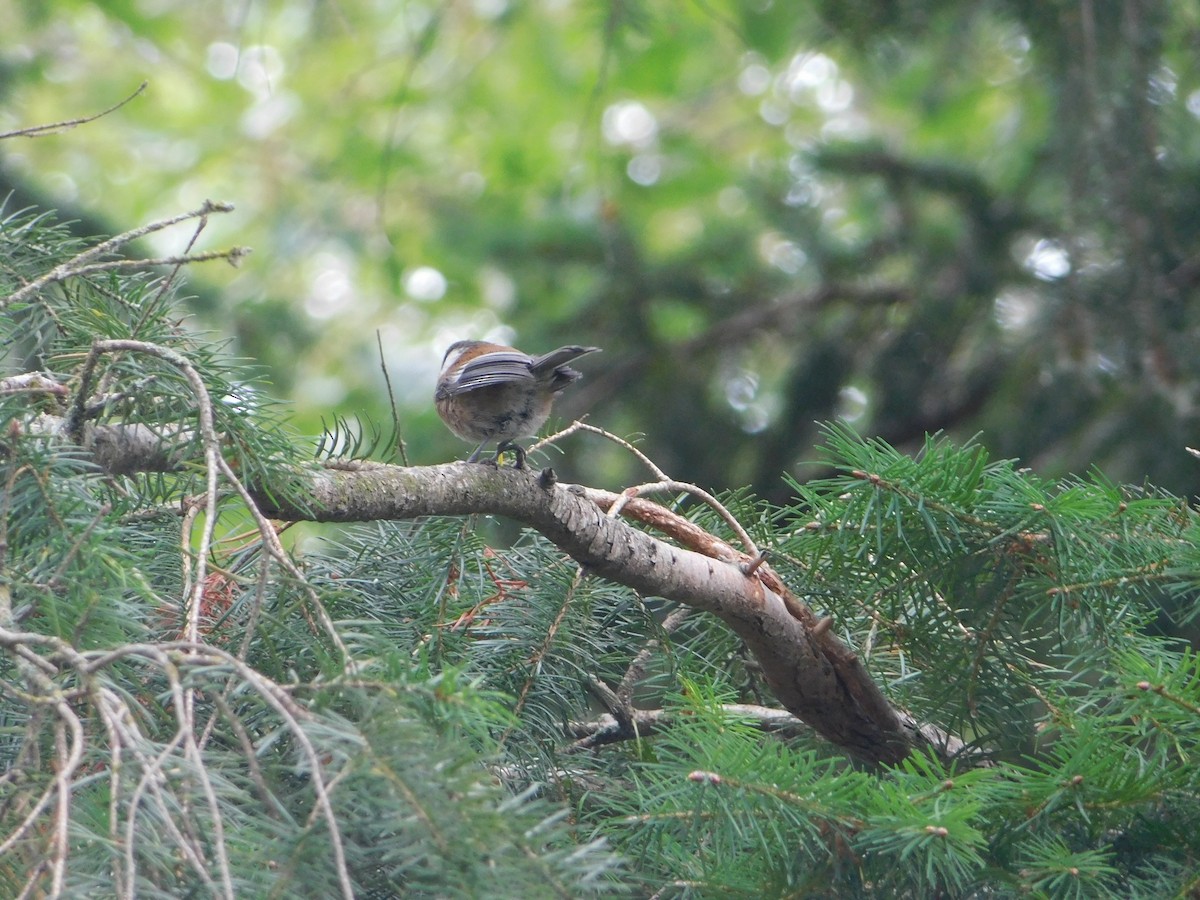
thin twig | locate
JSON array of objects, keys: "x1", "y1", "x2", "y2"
[
  {"x1": 46, "y1": 502, "x2": 112, "y2": 589},
  {"x1": 91, "y1": 686, "x2": 127, "y2": 898},
  {"x1": 607, "y1": 479, "x2": 759, "y2": 558},
  {"x1": 137, "y1": 206, "x2": 215, "y2": 335},
  {"x1": 1, "y1": 201, "x2": 244, "y2": 310},
  {"x1": 214, "y1": 452, "x2": 353, "y2": 665},
  {"x1": 212, "y1": 692, "x2": 282, "y2": 818},
  {"x1": 539, "y1": 421, "x2": 759, "y2": 556},
  {"x1": 164, "y1": 662, "x2": 236, "y2": 898},
  {"x1": 376, "y1": 330, "x2": 409, "y2": 465},
  {"x1": 0, "y1": 373, "x2": 69, "y2": 397},
  {"x1": 178, "y1": 499, "x2": 201, "y2": 635},
  {"x1": 65, "y1": 343, "x2": 104, "y2": 442},
  {"x1": 535, "y1": 420, "x2": 666, "y2": 479},
  {"x1": 0, "y1": 81, "x2": 148, "y2": 140},
  {"x1": 0, "y1": 626, "x2": 355, "y2": 900},
  {"x1": 616, "y1": 605, "x2": 692, "y2": 710},
  {"x1": 567, "y1": 702, "x2": 807, "y2": 750},
  {"x1": 86, "y1": 341, "x2": 222, "y2": 660},
  {"x1": 20, "y1": 249, "x2": 249, "y2": 284},
  {"x1": 500, "y1": 564, "x2": 586, "y2": 749}
]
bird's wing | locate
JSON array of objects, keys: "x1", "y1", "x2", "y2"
[{"x1": 443, "y1": 350, "x2": 534, "y2": 394}]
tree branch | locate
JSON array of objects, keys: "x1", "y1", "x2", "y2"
[
  {"x1": 26, "y1": 413, "x2": 191, "y2": 475},
  {"x1": 566, "y1": 703, "x2": 812, "y2": 751},
  {"x1": 251, "y1": 460, "x2": 921, "y2": 766},
  {"x1": 0, "y1": 201, "x2": 248, "y2": 310},
  {"x1": 0, "y1": 81, "x2": 148, "y2": 141},
  {"x1": 16, "y1": 409, "x2": 956, "y2": 765}
]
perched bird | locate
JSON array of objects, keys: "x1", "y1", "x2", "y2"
[{"x1": 435, "y1": 340, "x2": 600, "y2": 468}]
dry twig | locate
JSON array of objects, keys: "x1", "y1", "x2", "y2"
[{"x1": 0, "y1": 82, "x2": 148, "y2": 141}]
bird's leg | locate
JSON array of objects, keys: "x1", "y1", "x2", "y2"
[
  {"x1": 466, "y1": 439, "x2": 490, "y2": 463},
  {"x1": 495, "y1": 440, "x2": 527, "y2": 470}
]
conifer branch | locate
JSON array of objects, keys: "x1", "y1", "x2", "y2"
[
  {"x1": 16, "y1": 407, "x2": 935, "y2": 763},
  {"x1": 248, "y1": 460, "x2": 921, "y2": 765},
  {"x1": 0, "y1": 628, "x2": 358, "y2": 899},
  {"x1": 0, "y1": 201, "x2": 248, "y2": 310}
]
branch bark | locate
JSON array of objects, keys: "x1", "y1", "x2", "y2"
[
  {"x1": 27, "y1": 413, "x2": 190, "y2": 476},
  {"x1": 252, "y1": 460, "x2": 925, "y2": 766}
]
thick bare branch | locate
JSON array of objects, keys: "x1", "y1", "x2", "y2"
[
  {"x1": 251, "y1": 460, "x2": 917, "y2": 765},
  {"x1": 27, "y1": 413, "x2": 190, "y2": 475}
]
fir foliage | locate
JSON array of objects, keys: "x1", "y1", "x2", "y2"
[
  {"x1": 0, "y1": 208, "x2": 624, "y2": 897},
  {"x1": 3, "y1": 207, "x2": 1200, "y2": 896}
]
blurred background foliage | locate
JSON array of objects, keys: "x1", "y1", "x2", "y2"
[{"x1": 3, "y1": 0, "x2": 1200, "y2": 498}]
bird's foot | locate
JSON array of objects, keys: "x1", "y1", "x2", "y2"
[{"x1": 496, "y1": 441, "x2": 528, "y2": 470}]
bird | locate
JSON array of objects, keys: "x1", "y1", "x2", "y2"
[{"x1": 435, "y1": 340, "x2": 600, "y2": 468}]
